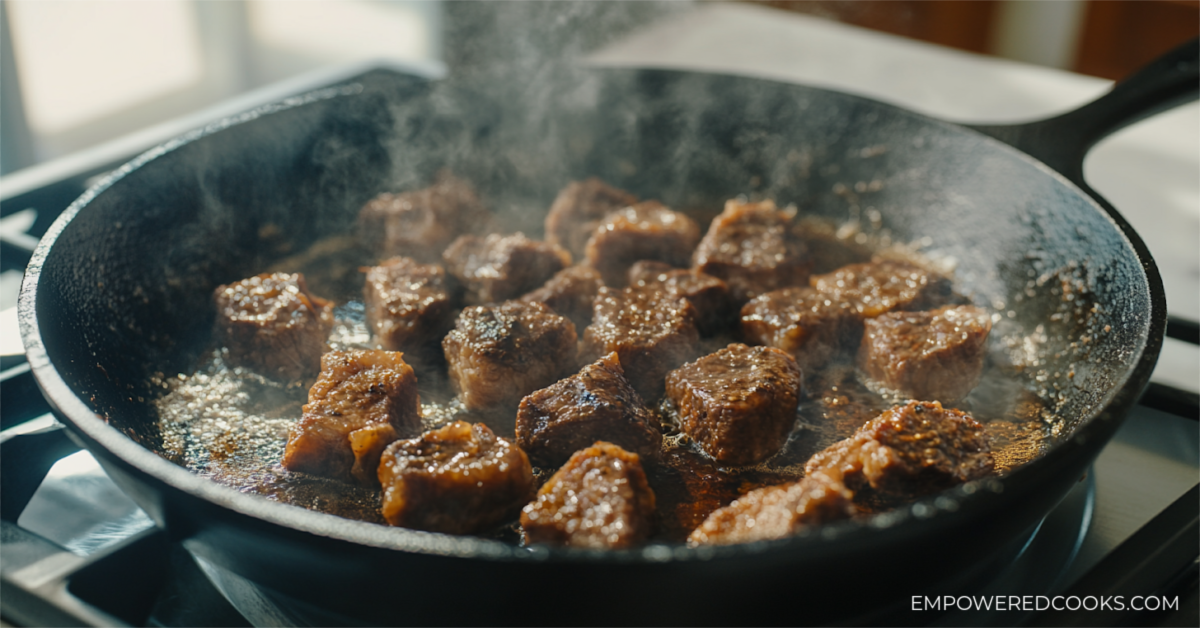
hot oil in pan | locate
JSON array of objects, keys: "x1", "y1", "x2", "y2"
[{"x1": 150, "y1": 235, "x2": 1063, "y2": 542}]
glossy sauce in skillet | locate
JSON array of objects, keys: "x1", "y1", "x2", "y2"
[{"x1": 151, "y1": 228, "x2": 1055, "y2": 543}]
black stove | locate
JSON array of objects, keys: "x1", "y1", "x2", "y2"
[{"x1": 1, "y1": 71, "x2": 1196, "y2": 627}]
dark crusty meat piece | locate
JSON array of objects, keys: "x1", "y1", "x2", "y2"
[
  {"x1": 792, "y1": 218, "x2": 872, "y2": 275},
  {"x1": 378, "y1": 421, "x2": 533, "y2": 533},
  {"x1": 213, "y1": 272, "x2": 334, "y2": 381},
  {"x1": 283, "y1": 350, "x2": 421, "y2": 485},
  {"x1": 521, "y1": 441, "x2": 656, "y2": 549},
  {"x1": 519, "y1": 265, "x2": 604, "y2": 332},
  {"x1": 666, "y1": 343, "x2": 802, "y2": 466},
  {"x1": 692, "y1": 199, "x2": 808, "y2": 303},
  {"x1": 686, "y1": 470, "x2": 854, "y2": 546},
  {"x1": 858, "y1": 305, "x2": 992, "y2": 402},
  {"x1": 629, "y1": 261, "x2": 735, "y2": 337},
  {"x1": 443, "y1": 233, "x2": 572, "y2": 305},
  {"x1": 805, "y1": 400, "x2": 993, "y2": 499},
  {"x1": 582, "y1": 286, "x2": 700, "y2": 402},
  {"x1": 544, "y1": 177, "x2": 639, "y2": 260},
  {"x1": 809, "y1": 260, "x2": 952, "y2": 319},
  {"x1": 516, "y1": 352, "x2": 662, "y2": 468},
  {"x1": 357, "y1": 171, "x2": 489, "y2": 263},
  {"x1": 362, "y1": 257, "x2": 455, "y2": 363},
  {"x1": 443, "y1": 300, "x2": 578, "y2": 410},
  {"x1": 584, "y1": 201, "x2": 702, "y2": 286},
  {"x1": 740, "y1": 286, "x2": 861, "y2": 373}
]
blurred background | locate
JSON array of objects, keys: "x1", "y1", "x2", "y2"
[{"x1": 1, "y1": 0, "x2": 1197, "y2": 176}]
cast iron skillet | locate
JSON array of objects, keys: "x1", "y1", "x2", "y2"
[{"x1": 19, "y1": 41, "x2": 1198, "y2": 625}]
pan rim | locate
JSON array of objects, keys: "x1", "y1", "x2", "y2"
[{"x1": 17, "y1": 65, "x2": 1164, "y2": 566}]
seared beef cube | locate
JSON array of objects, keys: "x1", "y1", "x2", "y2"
[
  {"x1": 519, "y1": 265, "x2": 604, "y2": 332},
  {"x1": 283, "y1": 350, "x2": 421, "y2": 485},
  {"x1": 584, "y1": 201, "x2": 701, "y2": 286},
  {"x1": 357, "y1": 171, "x2": 489, "y2": 263},
  {"x1": 379, "y1": 421, "x2": 534, "y2": 533},
  {"x1": 521, "y1": 441, "x2": 656, "y2": 549},
  {"x1": 686, "y1": 471, "x2": 854, "y2": 546},
  {"x1": 805, "y1": 400, "x2": 993, "y2": 498},
  {"x1": 544, "y1": 177, "x2": 639, "y2": 259},
  {"x1": 629, "y1": 261, "x2": 734, "y2": 337},
  {"x1": 740, "y1": 287, "x2": 860, "y2": 372},
  {"x1": 582, "y1": 287, "x2": 700, "y2": 402},
  {"x1": 792, "y1": 218, "x2": 872, "y2": 275},
  {"x1": 665, "y1": 344, "x2": 802, "y2": 466},
  {"x1": 443, "y1": 233, "x2": 572, "y2": 305},
  {"x1": 443, "y1": 301, "x2": 578, "y2": 410},
  {"x1": 362, "y1": 257, "x2": 454, "y2": 362},
  {"x1": 858, "y1": 305, "x2": 992, "y2": 402},
  {"x1": 516, "y1": 353, "x2": 662, "y2": 468},
  {"x1": 809, "y1": 260, "x2": 952, "y2": 319},
  {"x1": 692, "y1": 199, "x2": 808, "y2": 303},
  {"x1": 213, "y1": 272, "x2": 334, "y2": 381}
]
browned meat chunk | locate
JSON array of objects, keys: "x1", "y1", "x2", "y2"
[
  {"x1": 792, "y1": 219, "x2": 872, "y2": 275},
  {"x1": 584, "y1": 201, "x2": 702, "y2": 286},
  {"x1": 858, "y1": 305, "x2": 992, "y2": 402},
  {"x1": 805, "y1": 400, "x2": 993, "y2": 499},
  {"x1": 519, "y1": 265, "x2": 604, "y2": 332},
  {"x1": 809, "y1": 260, "x2": 952, "y2": 319},
  {"x1": 686, "y1": 471, "x2": 854, "y2": 546},
  {"x1": 521, "y1": 442, "x2": 656, "y2": 548},
  {"x1": 357, "y1": 171, "x2": 489, "y2": 263},
  {"x1": 740, "y1": 286, "x2": 860, "y2": 373},
  {"x1": 582, "y1": 286, "x2": 699, "y2": 402},
  {"x1": 443, "y1": 233, "x2": 572, "y2": 305},
  {"x1": 213, "y1": 272, "x2": 334, "y2": 381},
  {"x1": 692, "y1": 199, "x2": 808, "y2": 303},
  {"x1": 362, "y1": 257, "x2": 454, "y2": 363},
  {"x1": 544, "y1": 177, "x2": 639, "y2": 259},
  {"x1": 378, "y1": 421, "x2": 533, "y2": 533},
  {"x1": 283, "y1": 350, "x2": 421, "y2": 485},
  {"x1": 629, "y1": 261, "x2": 735, "y2": 336},
  {"x1": 516, "y1": 353, "x2": 662, "y2": 468},
  {"x1": 665, "y1": 344, "x2": 802, "y2": 466},
  {"x1": 443, "y1": 300, "x2": 578, "y2": 410}
]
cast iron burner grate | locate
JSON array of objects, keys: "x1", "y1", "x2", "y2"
[{"x1": 2, "y1": 74, "x2": 1196, "y2": 627}]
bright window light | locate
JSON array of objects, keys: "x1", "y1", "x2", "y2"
[
  {"x1": 7, "y1": 0, "x2": 202, "y2": 135},
  {"x1": 249, "y1": 0, "x2": 433, "y2": 63}
]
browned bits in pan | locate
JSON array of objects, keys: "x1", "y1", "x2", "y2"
[
  {"x1": 857, "y1": 305, "x2": 993, "y2": 402},
  {"x1": 443, "y1": 300, "x2": 578, "y2": 411},
  {"x1": 582, "y1": 286, "x2": 700, "y2": 402},
  {"x1": 740, "y1": 286, "x2": 860, "y2": 373},
  {"x1": 516, "y1": 352, "x2": 661, "y2": 468},
  {"x1": 283, "y1": 350, "x2": 421, "y2": 485},
  {"x1": 805, "y1": 400, "x2": 994, "y2": 499},
  {"x1": 519, "y1": 264, "x2": 604, "y2": 332},
  {"x1": 666, "y1": 343, "x2": 802, "y2": 466},
  {"x1": 357, "y1": 170, "x2": 489, "y2": 263},
  {"x1": 584, "y1": 200, "x2": 702, "y2": 286},
  {"x1": 629, "y1": 261, "x2": 735, "y2": 337},
  {"x1": 521, "y1": 441, "x2": 656, "y2": 549},
  {"x1": 443, "y1": 232, "x2": 572, "y2": 305},
  {"x1": 212, "y1": 272, "x2": 334, "y2": 381},
  {"x1": 809, "y1": 259, "x2": 952, "y2": 319},
  {"x1": 544, "y1": 177, "x2": 639, "y2": 259},
  {"x1": 362, "y1": 257, "x2": 454, "y2": 364},
  {"x1": 378, "y1": 421, "x2": 533, "y2": 534},
  {"x1": 692, "y1": 199, "x2": 809, "y2": 303},
  {"x1": 686, "y1": 471, "x2": 854, "y2": 546}
]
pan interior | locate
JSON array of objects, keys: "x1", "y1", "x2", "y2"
[{"x1": 32, "y1": 68, "x2": 1149, "y2": 544}]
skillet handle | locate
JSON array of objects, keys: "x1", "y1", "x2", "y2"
[{"x1": 968, "y1": 37, "x2": 1199, "y2": 189}]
